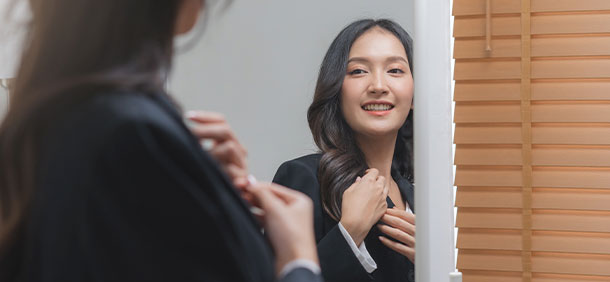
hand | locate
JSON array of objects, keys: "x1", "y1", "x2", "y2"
[
  {"x1": 185, "y1": 111, "x2": 249, "y2": 190},
  {"x1": 339, "y1": 168, "x2": 389, "y2": 246},
  {"x1": 378, "y1": 208, "x2": 415, "y2": 263},
  {"x1": 248, "y1": 182, "x2": 319, "y2": 275}
]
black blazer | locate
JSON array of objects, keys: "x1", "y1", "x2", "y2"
[
  {"x1": 273, "y1": 154, "x2": 415, "y2": 282},
  {"x1": 23, "y1": 91, "x2": 321, "y2": 282}
]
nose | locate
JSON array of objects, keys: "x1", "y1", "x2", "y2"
[{"x1": 367, "y1": 71, "x2": 389, "y2": 95}]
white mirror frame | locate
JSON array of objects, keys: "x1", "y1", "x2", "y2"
[{"x1": 414, "y1": 0, "x2": 461, "y2": 281}]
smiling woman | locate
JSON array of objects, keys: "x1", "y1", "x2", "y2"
[{"x1": 273, "y1": 19, "x2": 416, "y2": 282}]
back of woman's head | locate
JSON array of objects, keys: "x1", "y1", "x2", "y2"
[
  {"x1": 307, "y1": 19, "x2": 413, "y2": 220},
  {"x1": 0, "y1": 0, "x2": 184, "y2": 279}
]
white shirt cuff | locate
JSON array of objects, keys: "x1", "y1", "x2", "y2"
[
  {"x1": 278, "y1": 259, "x2": 321, "y2": 279},
  {"x1": 337, "y1": 222, "x2": 377, "y2": 273}
]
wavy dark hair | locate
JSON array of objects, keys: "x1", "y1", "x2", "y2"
[
  {"x1": 0, "y1": 0, "x2": 186, "y2": 280},
  {"x1": 307, "y1": 19, "x2": 414, "y2": 221}
]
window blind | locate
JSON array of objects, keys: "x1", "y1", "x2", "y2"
[{"x1": 453, "y1": 0, "x2": 610, "y2": 281}]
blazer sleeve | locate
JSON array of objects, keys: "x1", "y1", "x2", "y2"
[
  {"x1": 279, "y1": 268, "x2": 323, "y2": 282},
  {"x1": 273, "y1": 160, "x2": 373, "y2": 282}
]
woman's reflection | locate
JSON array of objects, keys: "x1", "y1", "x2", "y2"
[{"x1": 273, "y1": 19, "x2": 415, "y2": 282}]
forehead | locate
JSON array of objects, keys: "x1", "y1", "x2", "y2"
[{"x1": 348, "y1": 27, "x2": 407, "y2": 60}]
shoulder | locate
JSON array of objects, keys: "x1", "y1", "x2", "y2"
[
  {"x1": 52, "y1": 91, "x2": 188, "y2": 148},
  {"x1": 41, "y1": 91, "x2": 202, "y2": 174},
  {"x1": 81, "y1": 91, "x2": 180, "y2": 132},
  {"x1": 273, "y1": 153, "x2": 322, "y2": 195},
  {"x1": 279, "y1": 153, "x2": 322, "y2": 172}
]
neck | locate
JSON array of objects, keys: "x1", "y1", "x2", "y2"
[{"x1": 356, "y1": 132, "x2": 397, "y2": 180}]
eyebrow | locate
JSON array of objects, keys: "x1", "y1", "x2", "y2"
[{"x1": 347, "y1": 56, "x2": 409, "y2": 64}]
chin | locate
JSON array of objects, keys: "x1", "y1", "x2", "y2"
[{"x1": 361, "y1": 127, "x2": 400, "y2": 138}]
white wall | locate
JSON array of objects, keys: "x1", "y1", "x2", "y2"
[{"x1": 169, "y1": 0, "x2": 414, "y2": 181}]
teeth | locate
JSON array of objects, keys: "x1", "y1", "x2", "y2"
[{"x1": 363, "y1": 104, "x2": 392, "y2": 111}]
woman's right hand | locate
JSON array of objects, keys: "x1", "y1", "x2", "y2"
[
  {"x1": 340, "y1": 168, "x2": 389, "y2": 246},
  {"x1": 248, "y1": 182, "x2": 319, "y2": 276}
]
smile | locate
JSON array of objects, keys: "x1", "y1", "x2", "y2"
[{"x1": 362, "y1": 104, "x2": 394, "y2": 111}]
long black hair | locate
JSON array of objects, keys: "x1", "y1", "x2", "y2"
[
  {"x1": 0, "y1": 0, "x2": 184, "y2": 279},
  {"x1": 307, "y1": 19, "x2": 414, "y2": 221}
]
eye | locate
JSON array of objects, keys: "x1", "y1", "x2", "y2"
[
  {"x1": 388, "y1": 68, "x2": 405, "y2": 74},
  {"x1": 349, "y1": 69, "x2": 367, "y2": 75}
]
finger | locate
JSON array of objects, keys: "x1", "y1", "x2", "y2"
[
  {"x1": 210, "y1": 141, "x2": 247, "y2": 170},
  {"x1": 224, "y1": 163, "x2": 247, "y2": 179},
  {"x1": 185, "y1": 111, "x2": 226, "y2": 123},
  {"x1": 356, "y1": 176, "x2": 362, "y2": 182},
  {"x1": 374, "y1": 176, "x2": 389, "y2": 198},
  {"x1": 267, "y1": 184, "x2": 304, "y2": 204},
  {"x1": 386, "y1": 208, "x2": 416, "y2": 224},
  {"x1": 375, "y1": 175, "x2": 386, "y2": 189},
  {"x1": 362, "y1": 168, "x2": 379, "y2": 182},
  {"x1": 379, "y1": 236, "x2": 415, "y2": 259},
  {"x1": 190, "y1": 123, "x2": 233, "y2": 141},
  {"x1": 233, "y1": 175, "x2": 249, "y2": 191},
  {"x1": 377, "y1": 224, "x2": 415, "y2": 247},
  {"x1": 241, "y1": 191, "x2": 257, "y2": 206},
  {"x1": 250, "y1": 184, "x2": 282, "y2": 212},
  {"x1": 381, "y1": 214, "x2": 415, "y2": 236}
]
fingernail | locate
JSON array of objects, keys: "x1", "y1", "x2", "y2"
[
  {"x1": 356, "y1": 176, "x2": 361, "y2": 181},
  {"x1": 184, "y1": 111, "x2": 198, "y2": 119},
  {"x1": 247, "y1": 174, "x2": 257, "y2": 186}
]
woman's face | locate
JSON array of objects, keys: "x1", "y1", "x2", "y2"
[{"x1": 341, "y1": 27, "x2": 413, "y2": 139}]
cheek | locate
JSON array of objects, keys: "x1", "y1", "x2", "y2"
[
  {"x1": 340, "y1": 79, "x2": 365, "y2": 110},
  {"x1": 340, "y1": 80, "x2": 365, "y2": 127},
  {"x1": 392, "y1": 77, "x2": 414, "y2": 106},
  {"x1": 341, "y1": 79, "x2": 363, "y2": 101}
]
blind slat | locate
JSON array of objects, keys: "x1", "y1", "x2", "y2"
[
  {"x1": 455, "y1": 125, "x2": 610, "y2": 145},
  {"x1": 456, "y1": 187, "x2": 610, "y2": 211},
  {"x1": 458, "y1": 229, "x2": 610, "y2": 254},
  {"x1": 534, "y1": 252, "x2": 610, "y2": 276},
  {"x1": 455, "y1": 125, "x2": 522, "y2": 144},
  {"x1": 455, "y1": 103, "x2": 610, "y2": 123},
  {"x1": 461, "y1": 270, "x2": 610, "y2": 282},
  {"x1": 457, "y1": 208, "x2": 610, "y2": 232},
  {"x1": 455, "y1": 167, "x2": 522, "y2": 187},
  {"x1": 455, "y1": 82, "x2": 521, "y2": 101},
  {"x1": 455, "y1": 81, "x2": 610, "y2": 102},
  {"x1": 457, "y1": 250, "x2": 523, "y2": 272},
  {"x1": 455, "y1": 60, "x2": 521, "y2": 80},
  {"x1": 532, "y1": 125, "x2": 610, "y2": 145},
  {"x1": 532, "y1": 81, "x2": 610, "y2": 101},
  {"x1": 455, "y1": 59, "x2": 610, "y2": 81},
  {"x1": 455, "y1": 146, "x2": 522, "y2": 165},
  {"x1": 456, "y1": 14, "x2": 610, "y2": 38},
  {"x1": 458, "y1": 251, "x2": 610, "y2": 276},
  {"x1": 533, "y1": 59, "x2": 610, "y2": 79},
  {"x1": 454, "y1": 36, "x2": 610, "y2": 59},
  {"x1": 455, "y1": 103, "x2": 521, "y2": 123},
  {"x1": 453, "y1": 0, "x2": 610, "y2": 16}
]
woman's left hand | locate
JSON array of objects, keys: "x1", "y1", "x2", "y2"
[{"x1": 378, "y1": 208, "x2": 415, "y2": 263}]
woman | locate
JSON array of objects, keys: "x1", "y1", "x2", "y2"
[
  {"x1": 273, "y1": 19, "x2": 415, "y2": 282},
  {"x1": 0, "y1": 0, "x2": 321, "y2": 281}
]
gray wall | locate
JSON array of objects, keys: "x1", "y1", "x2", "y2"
[
  {"x1": 0, "y1": 87, "x2": 7, "y2": 120},
  {"x1": 169, "y1": 0, "x2": 414, "y2": 181}
]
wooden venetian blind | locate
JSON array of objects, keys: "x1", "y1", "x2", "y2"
[{"x1": 453, "y1": 0, "x2": 610, "y2": 281}]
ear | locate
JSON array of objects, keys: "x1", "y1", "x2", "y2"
[{"x1": 175, "y1": 0, "x2": 205, "y2": 35}]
